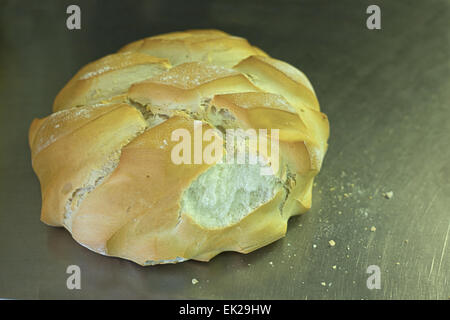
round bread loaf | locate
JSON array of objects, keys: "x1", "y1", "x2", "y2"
[{"x1": 29, "y1": 30, "x2": 329, "y2": 265}]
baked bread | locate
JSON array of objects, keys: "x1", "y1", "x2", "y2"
[{"x1": 29, "y1": 29, "x2": 329, "y2": 265}]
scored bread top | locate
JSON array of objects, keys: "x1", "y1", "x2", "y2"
[
  {"x1": 119, "y1": 29, "x2": 268, "y2": 68},
  {"x1": 30, "y1": 29, "x2": 329, "y2": 265},
  {"x1": 53, "y1": 52, "x2": 170, "y2": 111}
]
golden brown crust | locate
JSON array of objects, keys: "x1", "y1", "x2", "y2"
[
  {"x1": 53, "y1": 52, "x2": 170, "y2": 112},
  {"x1": 29, "y1": 29, "x2": 329, "y2": 265},
  {"x1": 31, "y1": 103, "x2": 147, "y2": 226},
  {"x1": 128, "y1": 62, "x2": 261, "y2": 113},
  {"x1": 119, "y1": 29, "x2": 268, "y2": 68},
  {"x1": 234, "y1": 55, "x2": 320, "y2": 111}
]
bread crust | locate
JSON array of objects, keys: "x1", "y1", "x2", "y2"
[
  {"x1": 53, "y1": 52, "x2": 170, "y2": 112},
  {"x1": 29, "y1": 29, "x2": 329, "y2": 265},
  {"x1": 119, "y1": 29, "x2": 268, "y2": 68}
]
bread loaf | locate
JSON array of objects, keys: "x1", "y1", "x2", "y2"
[{"x1": 29, "y1": 29, "x2": 329, "y2": 265}]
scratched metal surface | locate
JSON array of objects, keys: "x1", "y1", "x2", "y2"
[{"x1": 0, "y1": 0, "x2": 448, "y2": 299}]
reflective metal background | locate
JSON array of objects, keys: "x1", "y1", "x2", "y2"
[{"x1": 0, "y1": 0, "x2": 449, "y2": 299}]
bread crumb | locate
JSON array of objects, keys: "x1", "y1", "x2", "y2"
[
  {"x1": 328, "y1": 240, "x2": 336, "y2": 247},
  {"x1": 370, "y1": 226, "x2": 377, "y2": 232},
  {"x1": 269, "y1": 261, "x2": 274, "y2": 266},
  {"x1": 321, "y1": 282, "x2": 327, "y2": 286},
  {"x1": 192, "y1": 278, "x2": 199, "y2": 285},
  {"x1": 332, "y1": 265, "x2": 337, "y2": 270},
  {"x1": 313, "y1": 244, "x2": 317, "y2": 249},
  {"x1": 383, "y1": 191, "x2": 394, "y2": 199}
]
